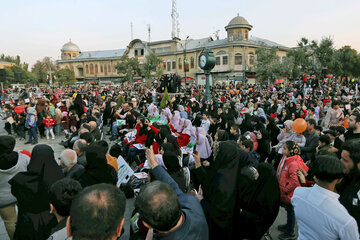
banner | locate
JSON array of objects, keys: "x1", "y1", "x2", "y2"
[{"x1": 116, "y1": 156, "x2": 134, "y2": 187}]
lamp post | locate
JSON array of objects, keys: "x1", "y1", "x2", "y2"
[
  {"x1": 183, "y1": 36, "x2": 189, "y2": 86},
  {"x1": 47, "y1": 57, "x2": 55, "y2": 87}
]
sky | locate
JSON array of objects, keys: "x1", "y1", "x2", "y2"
[{"x1": 1, "y1": 0, "x2": 360, "y2": 68}]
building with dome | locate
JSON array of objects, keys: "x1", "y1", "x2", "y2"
[{"x1": 57, "y1": 15, "x2": 289, "y2": 85}]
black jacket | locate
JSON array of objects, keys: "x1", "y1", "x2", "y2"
[{"x1": 337, "y1": 172, "x2": 360, "y2": 233}]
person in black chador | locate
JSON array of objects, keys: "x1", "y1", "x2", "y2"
[{"x1": 9, "y1": 145, "x2": 64, "y2": 240}]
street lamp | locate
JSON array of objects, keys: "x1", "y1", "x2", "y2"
[
  {"x1": 183, "y1": 36, "x2": 189, "y2": 86},
  {"x1": 47, "y1": 57, "x2": 55, "y2": 87}
]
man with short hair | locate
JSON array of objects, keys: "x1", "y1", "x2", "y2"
[
  {"x1": 48, "y1": 178, "x2": 82, "y2": 240},
  {"x1": 344, "y1": 112, "x2": 360, "y2": 141},
  {"x1": 292, "y1": 156, "x2": 359, "y2": 239},
  {"x1": 60, "y1": 149, "x2": 84, "y2": 179},
  {"x1": 300, "y1": 119, "x2": 319, "y2": 163},
  {"x1": 73, "y1": 139, "x2": 88, "y2": 167},
  {"x1": 66, "y1": 183, "x2": 126, "y2": 240},
  {"x1": 88, "y1": 121, "x2": 101, "y2": 141},
  {"x1": 136, "y1": 146, "x2": 208, "y2": 239},
  {"x1": 336, "y1": 139, "x2": 360, "y2": 231}
]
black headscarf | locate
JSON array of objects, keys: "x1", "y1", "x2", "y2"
[
  {"x1": 79, "y1": 144, "x2": 117, "y2": 187},
  {"x1": 0, "y1": 135, "x2": 18, "y2": 170}
]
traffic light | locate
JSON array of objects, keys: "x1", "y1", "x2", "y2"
[{"x1": 0, "y1": 69, "x2": 6, "y2": 82}]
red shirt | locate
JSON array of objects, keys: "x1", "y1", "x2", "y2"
[
  {"x1": 177, "y1": 133, "x2": 190, "y2": 147},
  {"x1": 42, "y1": 118, "x2": 56, "y2": 127}
]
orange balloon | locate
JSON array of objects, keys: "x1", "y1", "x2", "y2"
[
  {"x1": 343, "y1": 119, "x2": 349, "y2": 129},
  {"x1": 235, "y1": 90, "x2": 240, "y2": 94},
  {"x1": 229, "y1": 90, "x2": 234, "y2": 94},
  {"x1": 293, "y1": 118, "x2": 307, "y2": 133}
]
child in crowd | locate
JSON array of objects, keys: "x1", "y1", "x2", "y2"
[
  {"x1": 316, "y1": 135, "x2": 338, "y2": 158},
  {"x1": 292, "y1": 131, "x2": 306, "y2": 147},
  {"x1": 69, "y1": 110, "x2": 79, "y2": 133},
  {"x1": 42, "y1": 114, "x2": 56, "y2": 140},
  {"x1": 61, "y1": 111, "x2": 70, "y2": 138},
  {"x1": 201, "y1": 112, "x2": 210, "y2": 133},
  {"x1": 54, "y1": 108, "x2": 62, "y2": 136},
  {"x1": 16, "y1": 113, "x2": 26, "y2": 140}
]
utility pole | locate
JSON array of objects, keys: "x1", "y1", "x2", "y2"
[{"x1": 184, "y1": 36, "x2": 189, "y2": 86}]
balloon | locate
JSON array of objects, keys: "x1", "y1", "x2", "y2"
[
  {"x1": 235, "y1": 90, "x2": 240, "y2": 94},
  {"x1": 293, "y1": 118, "x2": 307, "y2": 133},
  {"x1": 14, "y1": 106, "x2": 24, "y2": 114},
  {"x1": 229, "y1": 90, "x2": 234, "y2": 95},
  {"x1": 281, "y1": 84, "x2": 284, "y2": 88},
  {"x1": 343, "y1": 119, "x2": 349, "y2": 129}
]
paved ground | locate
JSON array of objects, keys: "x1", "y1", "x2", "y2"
[{"x1": 0, "y1": 120, "x2": 295, "y2": 239}]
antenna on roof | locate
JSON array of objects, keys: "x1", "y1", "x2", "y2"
[
  {"x1": 131, "y1": 22, "x2": 134, "y2": 41},
  {"x1": 171, "y1": 0, "x2": 180, "y2": 39},
  {"x1": 147, "y1": 24, "x2": 151, "y2": 42}
]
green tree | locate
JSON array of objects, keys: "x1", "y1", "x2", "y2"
[
  {"x1": 115, "y1": 56, "x2": 142, "y2": 82},
  {"x1": 309, "y1": 37, "x2": 335, "y2": 76},
  {"x1": 331, "y1": 46, "x2": 360, "y2": 79},
  {"x1": 143, "y1": 52, "x2": 163, "y2": 86},
  {"x1": 160, "y1": 88, "x2": 172, "y2": 110},
  {"x1": 31, "y1": 57, "x2": 57, "y2": 84},
  {"x1": 285, "y1": 38, "x2": 312, "y2": 80},
  {"x1": 255, "y1": 46, "x2": 281, "y2": 83},
  {"x1": 55, "y1": 68, "x2": 76, "y2": 86}
]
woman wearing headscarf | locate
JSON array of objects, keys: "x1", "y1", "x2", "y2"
[
  {"x1": 265, "y1": 115, "x2": 280, "y2": 146},
  {"x1": 196, "y1": 127, "x2": 212, "y2": 161},
  {"x1": 176, "y1": 119, "x2": 192, "y2": 147},
  {"x1": 236, "y1": 163, "x2": 280, "y2": 239},
  {"x1": 78, "y1": 144, "x2": 117, "y2": 188},
  {"x1": 276, "y1": 141, "x2": 308, "y2": 240},
  {"x1": 192, "y1": 140, "x2": 250, "y2": 240},
  {"x1": 255, "y1": 128, "x2": 271, "y2": 163},
  {"x1": 0, "y1": 136, "x2": 30, "y2": 239},
  {"x1": 169, "y1": 110, "x2": 180, "y2": 133},
  {"x1": 9, "y1": 145, "x2": 64, "y2": 240}
]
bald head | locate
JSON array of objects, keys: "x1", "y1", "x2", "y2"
[
  {"x1": 60, "y1": 149, "x2": 77, "y2": 167},
  {"x1": 89, "y1": 121, "x2": 97, "y2": 131}
]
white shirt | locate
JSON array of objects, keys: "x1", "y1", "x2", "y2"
[
  {"x1": 200, "y1": 119, "x2": 210, "y2": 133},
  {"x1": 292, "y1": 184, "x2": 359, "y2": 240}
]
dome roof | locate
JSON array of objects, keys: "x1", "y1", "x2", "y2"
[
  {"x1": 225, "y1": 14, "x2": 252, "y2": 30},
  {"x1": 61, "y1": 41, "x2": 80, "y2": 52}
]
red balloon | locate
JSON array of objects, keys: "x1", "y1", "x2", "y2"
[
  {"x1": 343, "y1": 119, "x2": 349, "y2": 129},
  {"x1": 14, "y1": 106, "x2": 24, "y2": 114},
  {"x1": 293, "y1": 118, "x2": 307, "y2": 133}
]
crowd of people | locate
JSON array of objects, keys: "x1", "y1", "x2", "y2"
[{"x1": 0, "y1": 77, "x2": 360, "y2": 240}]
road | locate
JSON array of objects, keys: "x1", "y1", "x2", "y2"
[{"x1": 0, "y1": 120, "x2": 293, "y2": 239}]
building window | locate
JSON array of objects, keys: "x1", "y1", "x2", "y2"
[
  {"x1": 85, "y1": 65, "x2": 89, "y2": 74},
  {"x1": 235, "y1": 53, "x2": 242, "y2": 65},
  {"x1": 167, "y1": 62, "x2": 171, "y2": 71},
  {"x1": 190, "y1": 57, "x2": 194, "y2": 68},
  {"x1": 90, "y1": 64, "x2": 94, "y2": 74},
  {"x1": 100, "y1": 65, "x2": 103, "y2": 73},
  {"x1": 78, "y1": 68, "x2": 84, "y2": 77},
  {"x1": 108, "y1": 64, "x2": 111, "y2": 72},
  {"x1": 215, "y1": 57, "x2": 220, "y2": 65},
  {"x1": 179, "y1": 58, "x2": 182, "y2": 69},
  {"x1": 135, "y1": 50, "x2": 138, "y2": 56},
  {"x1": 249, "y1": 53, "x2": 255, "y2": 65},
  {"x1": 163, "y1": 62, "x2": 166, "y2": 70},
  {"x1": 95, "y1": 64, "x2": 98, "y2": 74},
  {"x1": 184, "y1": 59, "x2": 189, "y2": 72},
  {"x1": 172, "y1": 61, "x2": 176, "y2": 70},
  {"x1": 223, "y1": 56, "x2": 228, "y2": 65},
  {"x1": 141, "y1": 49, "x2": 144, "y2": 56}
]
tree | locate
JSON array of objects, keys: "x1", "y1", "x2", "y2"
[
  {"x1": 285, "y1": 38, "x2": 312, "y2": 80},
  {"x1": 255, "y1": 46, "x2": 281, "y2": 83},
  {"x1": 115, "y1": 56, "x2": 142, "y2": 82},
  {"x1": 331, "y1": 46, "x2": 360, "y2": 79},
  {"x1": 55, "y1": 68, "x2": 76, "y2": 86},
  {"x1": 143, "y1": 52, "x2": 163, "y2": 86},
  {"x1": 309, "y1": 37, "x2": 335, "y2": 77},
  {"x1": 160, "y1": 88, "x2": 172, "y2": 110},
  {"x1": 31, "y1": 57, "x2": 57, "y2": 84}
]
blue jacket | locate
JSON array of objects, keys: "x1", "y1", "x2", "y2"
[
  {"x1": 25, "y1": 107, "x2": 37, "y2": 128},
  {"x1": 152, "y1": 166, "x2": 209, "y2": 240}
]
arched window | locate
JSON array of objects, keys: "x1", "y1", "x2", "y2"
[
  {"x1": 190, "y1": 57, "x2": 194, "y2": 68},
  {"x1": 235, "y1": 53, "x2": 242, "y2": 65},
  {"x1": 167, "y1": 62, "x2": 171, "y2": 71},
  {"x1": 90, "y1": 64, "x2": 94, "y2": 74},
  {"x1": 95, "y1": 64, "x2": 98, "y2": 74},
  {"x1": 249, "y1": 52, "x2": 255, "y2": 65},
  {"x1": 178, "y1": 58, "x2": 182, "y2": 69},
  {"x1": 85, "y1": 64, "x2": 89, "y2": 74},
  {"x1": 216, "y1": 50, "x2": 227, "y2": 55},
  {"x1": 108, "y1": 64, "x2": 111, "y2": 72},
  {"x1": 100, "y1": 64, "x2": 103, "y2": 73}
]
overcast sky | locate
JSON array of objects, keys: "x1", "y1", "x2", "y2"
[{"x1": 1, "y1": 0, "x2": 360, "y2": 68}]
